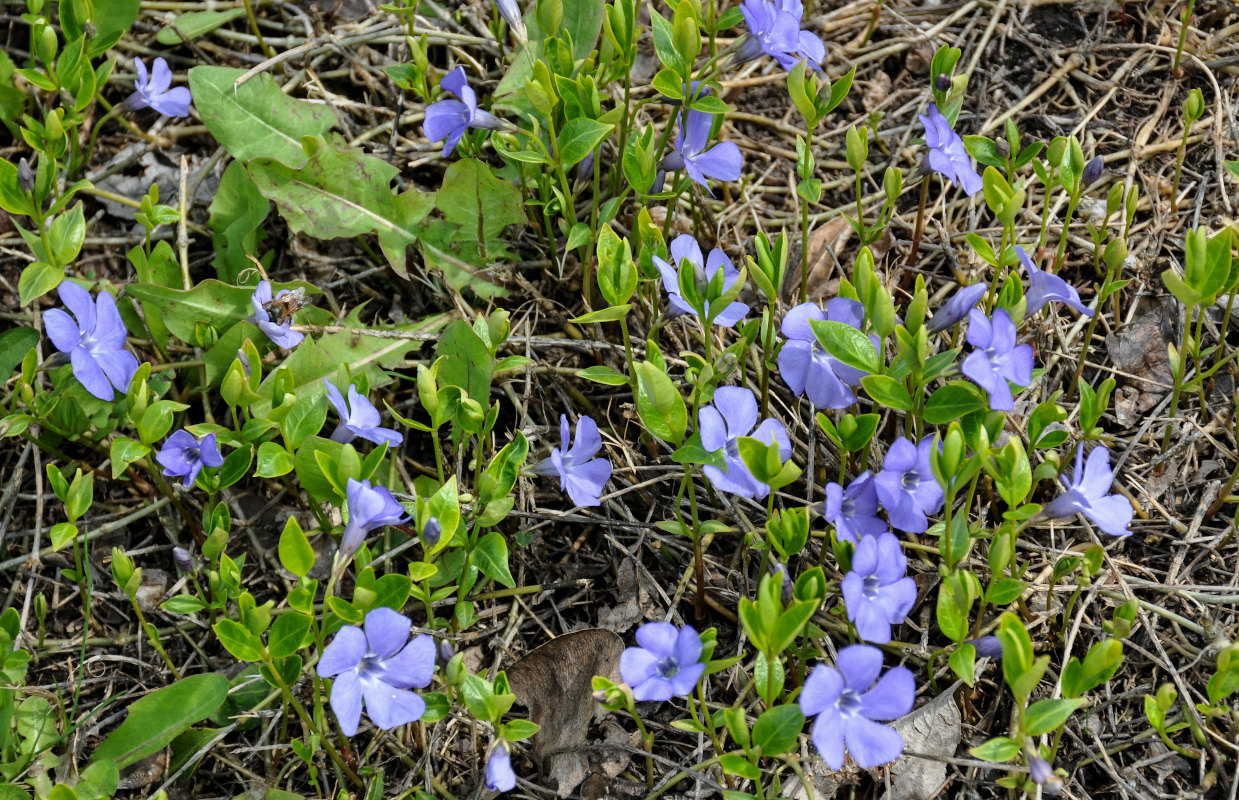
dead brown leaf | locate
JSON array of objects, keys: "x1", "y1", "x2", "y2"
[
  {"x1": 507, "y1": 628, "x2": 625, "y2": 797},
  {"x1": 1106, "y1": 308, "x2": 1175, "y2": 425}
]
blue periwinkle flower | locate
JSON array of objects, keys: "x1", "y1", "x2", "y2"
[
  {"x1": 619, "y1": 622, "x2": 706, "y2": 701},
  {"x1": 961, "y1": 309, "x2": 1034, "y2": 412},
  {"x1": 324, "y1": 379, "x2": 403, "y2": 448},
  {"x1": 734, "y1": 0, "x2": 825, "y2": 71},
  {"x1": 699, "y1": 386, "x2": 791, "y2": 499},
  {"x1": 486, "y1": 741, "x2": 517, "y2": 792},
  {"x1": 44, "y1": 281, "x2": 140, "y2": 401},
  {"x1": 156, "y1": 430, "x2": 223, "y2": 490},
  {"x1": 1017, "y1": 246, "x2": 1095, "y2": 317},
  {"x1": 966, "y1": 635, "x2": 1004, "y2": 659},
  {"x1": 659, "y1": 110, "x2": 742, "y2": 195},
  {"x1": 533, "y1": 414, "x2": 612, "y2": 508},
  {"x1": 874, "y1": 437, "x2": 943, "y2": 533},
  {"x1": 778, "y1": 299, "x2": 872, "y2": 408},
  {"x1": 340, "y1": 478, "x2": 410, "y2": 560},
  {"x1": 919, "y1": 104, "x2": 982, "y2": 196},
  {"x1": 1042, "y1": 445, "x2": 1133, "y2": 537},
  {"x1": 799, "y1": 644, "x2": 915, "y2": 769},
  {"x1": 925, "y1": 283, "x2": 987, "y2": 334},
  {"x1": 316, "y1": 607, "x2": 435, "y2": 737},
  {"x1": 249, "y1": 281, "x2": 305, "y2": 349},
  {"x1": 423, "y1": 67, "x2": 506, "y2": 157},
  {"x1": 841, "y1": 532, "x2": 917, "y2": 644},
  {"x1": 823, "y1": 471, "x2": 887, "y2": 544},
  {"x1": 1030, "y1": 755, "x2": 1063, "y2": 794},
  {"x1": 654, "y1": 234, "x2": 749, "y2": 327},
  {"x1": 125, "y1": 58, "x2": 192, "y2": 117}
]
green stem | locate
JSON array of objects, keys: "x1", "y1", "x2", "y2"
[
  {"x1": 1161, "y1": 303, "x2": 1195, "y2": 453},
  {"x1": 129, "y1": 594, "x2": 182, "y2": 679},
  {"x1": 905, "y1": 177, "x2": 931, "y2": 269}
]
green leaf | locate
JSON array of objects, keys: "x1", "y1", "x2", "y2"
[
  {"x1": 49, "y1": 522, "x2": 77, "y2": 552},
  {"x1": 125, "y1": 278, "x2": 309, "y2": 350},
  {"x1": 635, "y1": 360, "x2": 687, "y2": 444},
  {"x1": 109, "y1": 437, "x2": 150, "y2": 479},
  {"x1": 924, "y1": 382, "x2": 988, "y2": 424},
  {"x1": 156, "y1": 8, "x2": 248, "y2": 43},
  {"x1": 0, "y1": 327, "x2": 38, "y2": 385},
  {"x1": 268, "y1": 612, "x2": 311, "y2": 658},
  {"x1": 436, "y1": 320, "x2": 494, "y2": 403},
  {"x1": 207, "y1": 160, "x2": 270, "y2": 283},
  {"x1": 249, "y1": 143, "x2": 435, "y2": 280},
  {"x1": 861, "y1": 374, "x2": 913, "y2": 411},
  {"x1": 62, "y1": 0, "x2": 140, "y2": 55},
  {"x1": 161, "y1": 595, "x2": 208, "y2": 614},
  {"x1": 256, "y1": 441, "x2": 295, "y2": 478},
  {"x1": 969, "y1": 736, "x2": 1020, "y2": 762},
  {"x1": 1024, "y1": 698, "x2": 1085, "y2": 736},
  {"x1": 571, "y1": 304, "x2": 632, "y2": 324},
  {"x1": 751, "y1": 704, "x2": 804, "y2": 756},
  {"x1": 281, "y1": 391, "x2": 327, "y2": 450},
  {"x1": 278, "y1": 516, "x2": 315, "y2": 578},
  {"x1": 435, "y1": 158, "x2": 526, "y2": 247},
  {"x1": 577, "y1": 365, "x2": 628, "y2": 386},
  {"x1": 91, "y1": 673, "x2": 229, "y2": 768},
  {"x1": 471, "y1": 531, "x2": 515, "y2": 588},
  {"x1": 809, "y1": 319, "x2": 880, "y2": 374},
  {"x1": 18, "y1": 262, "x2": 64, "y2": 305},
  {"x1": 719, "y1": 754, "x2": 761, "y2": 780},
  {"x1": 950, "y1": 644, "x2": 976, "y2": 686},
  {"x1": 212, "y1": 618, "x2": 264, "y2": 662},
  {"x1": 557, "y1": 118, "x2": 614, "y2": 167},
  {"x1": 1061, "y1": 639, "x2": 1123, "y2": 699},
  {"x1": 189, "y1": 67, "x2": 336, "y2": 166}
]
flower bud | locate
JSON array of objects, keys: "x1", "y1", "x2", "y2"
[
  {"x1": 445, "y1": 652, "x2": 466, "y2": 686},
  {"x1": 16, "y1": 158, "x2": 34, "y2": 194},
  {"x1": 592, "y1": 689, "x2": 609, "y2": 703},
  {"x1": 773, "y1": 562, "x2": 794, "y2": 607},
  {"x1": 1029, "y1": 756, "x2": 1062, "y2": 793},
  {"x1": 965, "y1": 635, "x2": 1003, "y2": 659},
  {"x1": 172, "y1": 546, "x2": 196, "y2": 573},
  {"x1": 934, "y1": 73, "x2": 951, "y2": 92},
  {"x1": 421, "y1": 516, "x2": 442, "y2": 548},
  {"x1": 438, "y1": 639, "x2": 455, "y2": 665},
  {"x1": 1082, "y1": 155, "x2": 1104, "y2": 187},
  {"x1": 994, "y1": 138, "x2": 1010, "y2": 159}
]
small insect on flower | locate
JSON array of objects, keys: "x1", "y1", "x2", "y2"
[
  {"x1": 249, "y1": 281, "x2": 306, "y2": 349},
  {"x1": 44, "y1": 280, "x2": 141, "y2": 401},
  {"x1": 1042, "y1": 445, "x2": 1133, "y2": 537},
  {"x1": 799, "y1": 644, "x2": 915, "y2": 769},
  {"x1": 533, "y1": 414, "x2": 612, "y2": 508},
  {"x1": 841, "y1": 532, "x2": 917, "y2": 644},
  {"x1": 156, "y1": 430, "x2": 223, "y2": 490},
  {"x1": 316, "y1": 607, "x2": 436, "y2": 737},
  {"x1": 619, "y1": 622, "x2": 706, "y2": 701},
  {"x1": 124, "y1": 57, "x2": 193, "y2": 118},
  {"x1": 485, "y1": 741, "x2": 518, "y2": 792}
]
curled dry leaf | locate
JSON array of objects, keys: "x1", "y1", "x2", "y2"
[{"x1": 507, "y1": 628, "x2": 624, "y2": 798}]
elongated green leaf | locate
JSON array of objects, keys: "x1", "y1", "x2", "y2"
[
  {"x1": 91, "y1": 673, "x2": 229, "y2": 768},
  {"x1": 557, "y1": 118, "x2": 613, "y2": 167},
  {"x1": 208, "y1": 160, "x2": 270, "y2": 283},
  {"x1": 157, "y1": 8, "x2": 248, "y2": 43},
  {"x1": 751, "y1": 704, "x2": 804, "y2": 756},
  {"x1": 924, "y1": 382, "x2": 987, "y2": 424},
  {"x1": 0, "y1": 327, "x2": 38, "y2": 382},
  {"x1": 189, "y1": 67, "x2": 336, "y2": 166},
  {"x1": 810, "y1": 319, "x2": 880, "y2": 374},
  {"x1": 471, "y1": 531, "x2": 515, "y2": 588},
  {"x1": 1024, "y1": 698, "x2": 1085, "y2": 736},
  {"x1": 249, "y1": 144, "x2": 435, "y2": 279}
]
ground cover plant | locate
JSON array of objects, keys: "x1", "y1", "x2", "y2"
[{"x1": 0, "y1": 0, "x2": 1238, "y2": 798}]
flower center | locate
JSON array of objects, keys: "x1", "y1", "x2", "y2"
[
  {"x1": 862, "y1": 575, "x2": 882, "y2": 599},
  {"x1": 725, "y1": 437, "x2": 741, "y2": 460},
  {"x1": 840, "y1": 495, "x2": 856, "y2": 517},
  {"x1": 901, "y1": 470, "x2": 919, "y2": 491},
  {"x1": 656, "y1": 656, "x2": 679, "y2": 679},
  {"x1": 837, "y1": 688, "x2": 863, "y2": 716}
]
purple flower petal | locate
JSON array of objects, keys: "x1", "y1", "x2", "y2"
[
  {"x1": 360, "y1": 679, "x2": 426, "y2": 730},
  {"x1": 844, "y1": 715, "x2": 905, "y2": 767},
  {"x1": 329, "y1": 668, "x2": 363, "y2": 736},
  {"x1": 364, "y1": 607, "x2": 412, "y2": 661},
  {"x1": 318, "y1": 626, "x2": 367, "y2": 676}
]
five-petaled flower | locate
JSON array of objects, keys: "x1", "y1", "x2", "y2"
[
  {"x1": 533, "y1": 414, "x2": 612, "y2": 508},
  {"x1": 340, "y1": 478, "x2": 410, "y2": 561},
  {"x1": 778, "y1": 299, "x2": 873, "y2": 408},
  {"x1": 874, "y1": 437, "x2": 944, "y2": 533},
  {"x1": 961, "y1": 308, "x2": 1034, "y2": 412},
  {"x1": 919, "y1": 103, "x2": 983, "y2": 197},
  {"x1": 1017, "y1": 246, "x2": 1095, "y2": 317},
  {"x1": 799, "y1": 644, "x2": 915, "y2": 769},
  {"x1": 125, "y1": 57, "x2": 192, "y2": 117},
  {"x1": 324, "y1": 379, "x2": 403, "y2": 448},
  {"x1": 841, "y1": 532, "x2": 918, "y2": 644},
  {"x1": 157, "y1": 430, "x2": 223, "y2": 490},
  {"x1": 45, "y1": 281, "x2": 140, "y2": 401},
  {"x1": 249, "y1": 281, "x2": 304, "y2": 350},
  {"x1": 485, "y1": 741, "x2": 517, "y2": 792},
  {"x1": 734, "y1": 0, "x2": 825, "y2": 71},
  {"x1": 699, "y1": 386, "x2": 791, "y2": 499},
  {"x1": 653, "y1": 234, "x2": 750, "y2": 327},
  {"x1": 925, "y1": 283, "x2": 987, "y2": 334},
  {"x1": 659, "y1": 110, "x2": 742, "y2": 195},
  {"x1": 619, "y1": 622, "x2": 706, "y2": 701},
  {"x1": 823, "y1": 471, "x2": 887, "y2": 544},
  {"x1": 423, "y1": 67, "x2": 506, "y2": 157},
  {"x1": 316, "y1": 607, "x2": 436, "y2": 737},
  {"x1": 1042, "y1": 445, "x2": 1133, "y2": 537}
]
